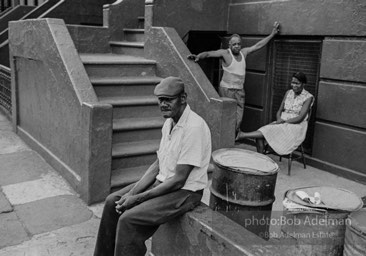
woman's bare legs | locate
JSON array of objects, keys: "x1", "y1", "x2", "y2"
[
  {"x1": 236, "y1": 131, "x2": 266, "y2": 154},
  {"x1": 236, "y1": 130, "x2": 264, "y2": 140},
  {"x1": 256, "y1": 138, "x2": 265, "y2": 154}
]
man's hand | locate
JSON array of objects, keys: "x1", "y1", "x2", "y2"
[
  {"x1": 187, "y1": 54, "x2": 199, "y2": 62},
  {"x1": 115, "y1": 194, "x2": 143, "y2": 214},
  {"x1": 115, "y1": 193, "x2": 129, "y2": 214},
  {"x1": 272, "y1": 21, "x2": 280, "y2": 35}
]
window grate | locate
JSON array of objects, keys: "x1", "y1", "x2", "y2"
[{"x1": 272, "y1": 40, "x2": 321, "y2": 154}]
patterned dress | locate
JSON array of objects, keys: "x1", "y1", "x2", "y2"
[{"x1": 259, "y1": 89, "x2": 313, "y2": 155}]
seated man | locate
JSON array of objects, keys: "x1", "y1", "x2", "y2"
[
  {"x1": 236, "y1": 72, "x2": 313, "y2": 155},
  {"x1": 94, "y1": 76, "x2": 212, "y2": 256}
]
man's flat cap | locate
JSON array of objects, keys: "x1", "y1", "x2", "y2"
[{"x1": 154, "y1": 76, "x2": 185, "y2": 97}]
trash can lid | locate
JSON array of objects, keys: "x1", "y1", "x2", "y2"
[
  {"x1": 348, "y1": 208, "x2": 366, "y2": 234},
  {"x1": 212, "y1": 148, "x2": 279, "y2": 175},
  {"x1": 285, "y1": 186, "x2": 363, "y2": 212}
]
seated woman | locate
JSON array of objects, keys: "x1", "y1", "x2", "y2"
[{"x1": 236, "y1": 72, "x2": 313, "y2": 155}]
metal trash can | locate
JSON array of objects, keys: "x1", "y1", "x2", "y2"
[
  {"x1": 343, "y1": 208, "x2": 366, "y2": 256},
  {"x1": 282, "y1": 186, "x2": 363, "y2": 256},
  {"x1": 209, "y1": 148, "x2": 279, "y2": 239}
]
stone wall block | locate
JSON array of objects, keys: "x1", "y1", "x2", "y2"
[
  {"x1": 317, "y1": 81, "x2": 366, "y2": 129},
  {"x1": 320, "y1": 39, "x2": 366, "y2": 83},
  {"x1": 312, "y1": 122, "x2": 366, "y2": 174},
  {"x1": 228, "y1": 0, "x2": 366, "y2": 36},
  {"x1": 150, "y1": 0, "x2": 229, "y2": 37}
]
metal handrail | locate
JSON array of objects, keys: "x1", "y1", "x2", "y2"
[{"x1": 0, "y1": 64, "x2": 11, "y2": 115}]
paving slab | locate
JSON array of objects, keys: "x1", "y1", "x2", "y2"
[
  {"x1": 0, "y1": 212, "x2": 29, "y2": 249},
  {"x1": 88, "y1": 202, "x2": 104, "y2": 219},
  {"x1": 0, "y1": 190, "x2": 12, "y2": 213},
  {"x1": 0, "y1": 151, "x2": 51, "y2": 186},
  {"x1": 15, "y1": 195, "x2": 93, "y2": 235},
  {"x1": 0, "y1": 114, "x2": 8, "y2": 122},
  {"x1": 0, "y1": 218, "x2": 99, "y2": 256},
  {"x1": 271, "y1": 155, "x2": 366, "y2": 209},
  {"x1": 3, "y1": 172, "x2": 74, "y2": 205},
  {"x1": 0, "y1": 121, "x2": 12, "y2": 131},
  {"x1": 0, "y1": 130, "x2": 30, "y2": 155}
]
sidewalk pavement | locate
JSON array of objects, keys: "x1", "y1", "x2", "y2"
[
  {"x1": 0, "y1": 112, "x2": 104, "y2": 256},
  {"x1": 0, "y1": 111, "x2": 365, "y2": 255}
]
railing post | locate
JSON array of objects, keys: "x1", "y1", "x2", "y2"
[
  {"x1": 102, "y1": 4, "x2": 109, "y2": 28},
  {"x1": 144, "y1": 0, "x2": 154, "y2": 32}
]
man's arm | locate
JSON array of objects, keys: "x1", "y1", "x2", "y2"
[
  {"x1": 115, "y1": 159, "x2": 159, "y2": 209},
  {"x1": 242, "y1": 21, "x2": 280, "y2": 56},
  {"x1": 187, "y1": 49, "x2": 227, "y2": 62},
  {"x1": 128, "y1": 159, "x2": 159, "y2": 195},
  {"x1": 117, "y1": 124, "x2": 210, "y2": 211},
  {"x1": 117, "y1": 164, "x2": 194, "y2": 211}
]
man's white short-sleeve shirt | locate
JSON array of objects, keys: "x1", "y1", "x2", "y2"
[{"x1": 156, "y1": 105, "x2": 211, "y2": 191}]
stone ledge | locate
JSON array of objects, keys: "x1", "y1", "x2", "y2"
[{"x1": 152, "y1": 204, "x2": 296, "y2": 256}]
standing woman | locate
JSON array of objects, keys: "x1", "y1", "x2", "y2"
[{"x1": 236, "y1": 72, "x2": 313, "y2": 155}]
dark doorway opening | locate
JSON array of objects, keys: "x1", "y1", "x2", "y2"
[{"x1": 186, "y1": 31, "x2": 227, "y2": 91}]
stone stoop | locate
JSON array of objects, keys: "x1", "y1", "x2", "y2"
[{"x1": 80, "y1": 21, "x2": 164, "y2": 193}]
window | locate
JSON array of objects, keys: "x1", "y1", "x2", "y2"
[{"x1": 271, "y1": 40, "x2": 321, "y2": 153}]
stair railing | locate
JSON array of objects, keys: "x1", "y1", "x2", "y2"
[
  {"x1": 103, "y1": 0, "x2": 145, "y2": 41},
  {"x1": 9, "y1": 18, "x2": 113, "y2": 204},
  {"x1": 0, "y1": 64, "x2": 11, "y2": 118},
  {"x1": 0, "y1": 0, "x2": 64, "y2": 66},
  {"x1": 144, "y1": 1, "x2": 236, "y2": 150}
]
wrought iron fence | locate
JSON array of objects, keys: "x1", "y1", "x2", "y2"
[
  {"x1": 0, "y1": 0, "x2": 11, "y2": 12},
  {"x1": 0, "y1": 64, "x2": 11, "y2": 116}
]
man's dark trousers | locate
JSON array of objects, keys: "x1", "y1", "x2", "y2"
[{"x1": 94, "y1": 182, "x2": 203, "y2": 256}]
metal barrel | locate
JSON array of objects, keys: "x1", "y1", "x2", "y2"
[
  {"x1": 282, "y1": 209, "x2": 349, "y2": 256},
  {"x1": 281, "y1": 186, "x2": 363, "y2": 256},
  {"x1": 343, "y1": 208, "x2": 366, "y2": 256},
  {"x1": 209, "y1": 148, "x2": 279, "y2": 239}
]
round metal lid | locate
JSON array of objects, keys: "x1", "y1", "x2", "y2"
[
  {"x1": 212, "y1": 148, "x2": 279, "y2": 175},
  {"x1": 285, "y1": 186, "x2": 363, "y2": 212}
]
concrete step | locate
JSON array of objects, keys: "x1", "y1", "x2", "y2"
[
  {"x1": 112, "y1": 117, "x2": 164, "y2": 144},
  {"x1": 99, "y1": 95, "x2": 161, "y2": 119},
  {"x1": 80, "y1": 53, "x2": 156, "y2": 77},
  {"x1": 111, "y1": 139, "x2": 159, "y2": 170},
  {"x1": 90, "y1": 76, "x2": 162, "y2": 98},
  {"x1": 99, "y1": 95, "x2": 158, "y2": 106},
  {"x1": 123, "y1": 28, "x2": 145, "y2": 42},
  {"x1": 110, "y1": 165, "x2": 150, "y2": 192},
  {"x1": 110, "y1": 41, "x2": 144, "y2": 56}
]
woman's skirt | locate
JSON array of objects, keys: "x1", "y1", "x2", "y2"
[{"x1": 258, "y1": 121, "x2": 308, "y2": 155}]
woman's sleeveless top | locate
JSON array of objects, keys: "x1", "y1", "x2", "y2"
[{"x1": 281, "y1": 89, "x2": 313, "y2": 121}]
